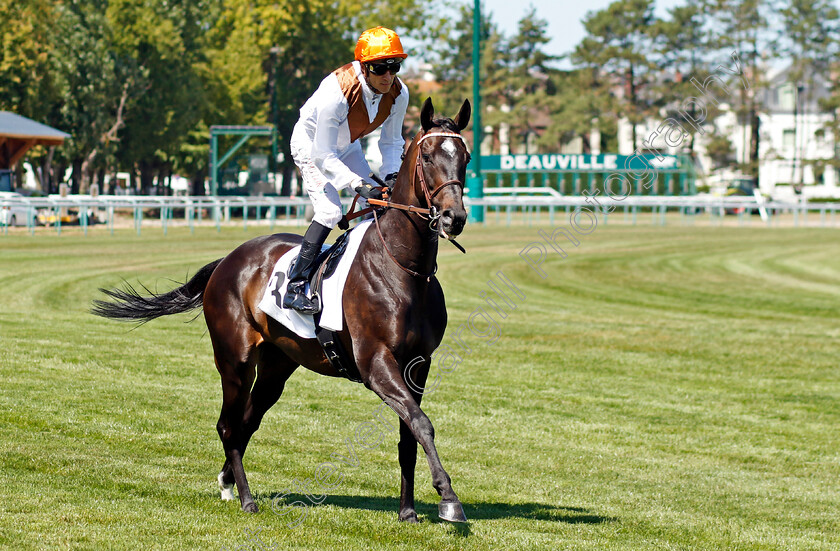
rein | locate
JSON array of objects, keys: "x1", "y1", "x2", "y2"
[
  {"x1": 341, "y1": 131, "x2": 467, "y2": 223},
  {"x1": 372, "y1": 207, "x2": 436, "y2": 280},
  {"x1": 343, "y1": 130, "x2": 468, "y2": 280}
]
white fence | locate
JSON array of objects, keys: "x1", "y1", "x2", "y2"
[
  {"x1": 1, "y1": 195, "x2": 313, "y2": 235},
  {"x1": 1, "y1": 194, "x2": 838, "y2": 235}
]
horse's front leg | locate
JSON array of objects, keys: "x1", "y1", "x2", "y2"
[{"x1": 368, "y1": 351, "x2": 466, "y2": 523}]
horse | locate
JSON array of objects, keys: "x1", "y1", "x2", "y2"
[{"x1": 92, "y1": 97, "x2": 472, "y2": 524}]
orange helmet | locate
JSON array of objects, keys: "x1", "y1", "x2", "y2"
[{"x1": 354, "y1": 26, "x2": 408, "y2": 63}]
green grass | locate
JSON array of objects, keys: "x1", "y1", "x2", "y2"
[{"x1": 1, "y1": 223, "x2": 838, "y2": 550}]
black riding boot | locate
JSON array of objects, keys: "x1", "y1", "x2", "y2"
[{"x1": 283, "y1": 221, "x2": 332, "y2": 314}]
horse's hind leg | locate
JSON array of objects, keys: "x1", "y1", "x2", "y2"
[
  {"x1": 396, "y1": 381, "x2": 425, "y2": 522},
  {"x1": 398, "y1": 418, "x2": 420, "y2": 522},
  {"x1": 213, "y1": 333, "x2": 262, "y2": 513},
  {"x1": 219, "y1": 344, "x2": 298, "y2": 500}
]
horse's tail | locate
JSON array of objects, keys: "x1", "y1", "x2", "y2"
[{"x1": 91, "y1": 258, "x2": 223, "y2": 324}]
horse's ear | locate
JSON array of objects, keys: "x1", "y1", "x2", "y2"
[
  {"x1": 421, "y1": 97, "x2": 434, "y2": 132},
  {"x1": 453, "y1": 99, "x2": 471, "y2": 131}
]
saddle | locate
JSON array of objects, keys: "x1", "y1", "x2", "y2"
[
  {"x1": 308, "y1": 228, "x2": 352, "y2": 311},
  {"x1": 306, "y1": 229, "x2": 362, "y2": 384}
]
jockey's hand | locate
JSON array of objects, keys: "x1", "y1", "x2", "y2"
[
  {"x1": 354, "y1": 182, "x2": 384, "y2": 201},
  {"x1": 383, "y1": 172, "x2": 398, "y2": 188}
]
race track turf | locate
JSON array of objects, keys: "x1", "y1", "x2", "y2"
[{"x1": 1, "y1": 222, "x2": 838, "y2": 550}]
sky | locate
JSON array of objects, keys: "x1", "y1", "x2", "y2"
[{"x1": 479, "y1": 0, "x2": 684, "y2": 68}]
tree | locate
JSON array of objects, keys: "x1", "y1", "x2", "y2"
[
  {"x1": 2, "y1": 0, "x2": 448, "y2": 196},
  {"x1": 650, "y1": 4, "x2": 715, "y2": 157},
  {"x1": 0, "y1": 0, "x2": 63, "y2": 190},
  {"x1": 0, "y1": 0, "x2": 133, "y2": 193},
  {"x1": 427, "y1": 1, "x2": 504, "y2": 150},
  {"x1": 0, "y1": 0, "x2": 56, "y2": 119},
  {"x1": 705, "y1": 132, "x2": 736, "y2": 170},
  {"x1": 208, "y1": 0, "x2": 440, "y2": 195},
  {"x1": 706, "y1": 0, "x2": 775, "y2": 185},
  {"x1": 107, "y1": 0, "x2": 213, "y2": 194},
  {"x1": 540, "y1": 68, "x2": 616, "y2": 153},
  {"x1": 572, "y1": 0, "x2": 659, "y2": 151},
  {"x1": 268, "y1": 0, "x2": 357, "y2": 195},
  {"x1": 49, "y1": 2, "x2": 130, "y2": 194},
  {"x1": 488, "y1": 7, "x2": 558, "y2": 153},
  {"x1": 778, "y1": 0, "x2": 839, "y2": 77}
]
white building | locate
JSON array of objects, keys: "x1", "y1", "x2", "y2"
[
  {"x1": 618, "y1": 66, "x2": 839, "y2": 199},
  {"x1": 754, "y1": 68, "x2": 838, "y2": 199}
]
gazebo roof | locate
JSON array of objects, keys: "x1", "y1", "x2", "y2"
[{"x1": 0, "y1": 111, "x2": 70, "y2": 169}]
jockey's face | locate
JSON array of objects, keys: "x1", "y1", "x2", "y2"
[{"x1": 364, "y1": 58, "x2": 401, "y2": 94}]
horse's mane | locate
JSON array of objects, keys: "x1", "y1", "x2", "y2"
[
  {"x1": 430, "y1": 118, "x2": 460, "y2": 133},
  {"x1": 408, "y1": 118, "x2": 461, "y2": 152}
]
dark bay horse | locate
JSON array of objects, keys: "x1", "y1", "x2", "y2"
[{"x1": 93, "y1": 98, "x2": 472, "y2": 523}]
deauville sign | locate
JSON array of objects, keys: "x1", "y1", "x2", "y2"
[{"x1": 473, "y1": 154, "x2": 681, "y2": 172}]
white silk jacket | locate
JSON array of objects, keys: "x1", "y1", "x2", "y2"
[{"x1": 291, "y1": 60, "x2": 409, "y2": 191}]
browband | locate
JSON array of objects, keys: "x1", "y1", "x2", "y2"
[{"x1": 416, "y1": 131, "x2": 470, "y2": 151}]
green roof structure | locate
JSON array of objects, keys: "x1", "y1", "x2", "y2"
[{"x1": 0, "y1": 112, "x2": 70, "y2": 169}]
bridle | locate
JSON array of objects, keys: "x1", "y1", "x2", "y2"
[
  {"x1": 346, "y1": 130, "x2": 467, "y2": 221},
  {"x1": 344, "y1": 129, "x2": 469, "y2": 280},
  {"x1": 410, "y1": 130, "x2": 468, "y2": 221}
]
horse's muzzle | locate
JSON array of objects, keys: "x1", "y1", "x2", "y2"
[{"x1": 439, "y1": 208, "x2": 467, "y2": 237}]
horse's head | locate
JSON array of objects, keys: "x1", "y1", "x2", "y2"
[{"x1": 408, "y1": 97, "x2": 471, "y2": 238}]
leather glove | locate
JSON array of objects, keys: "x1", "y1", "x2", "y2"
[
  {"x1": 383, "y1": 172, "x2": 398, "y2": 188},
  {"x1": 354, "y1": 182, "x2": 384, "y2": 201}
]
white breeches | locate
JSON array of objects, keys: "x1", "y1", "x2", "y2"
[{"x1": 291, "y1": 141, "x2": 371, "y2": 228}]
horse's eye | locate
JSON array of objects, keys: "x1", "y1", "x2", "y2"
[{"x1": 422, "y1": 154, "x2": 431, "y2": 163}]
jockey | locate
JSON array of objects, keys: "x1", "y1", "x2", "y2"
[{"x1": 284, "y1": 26, "x2": 410, "y2": 314}]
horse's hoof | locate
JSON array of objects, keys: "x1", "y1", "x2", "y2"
[
  {"x1": 218, "y1": 472, "x2": 235, "y2": 501},
  {"x1": 399, "y1": 511, "x2": 419, "y2": 523},
  {"x1": 438, "y1": 501, "x2": 467, "y2": 523},
  {"x1": 242, "y1": 502, "x2": 259, "y2": 514}
]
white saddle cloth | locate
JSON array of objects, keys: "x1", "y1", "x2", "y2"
[{"x1": 257, "y1": 220, "x2": 373, "y2": 338}]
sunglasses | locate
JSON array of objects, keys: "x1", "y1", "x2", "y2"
[{"x1": 366, "y1": 61, "x2": 401, "y2": 76}]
